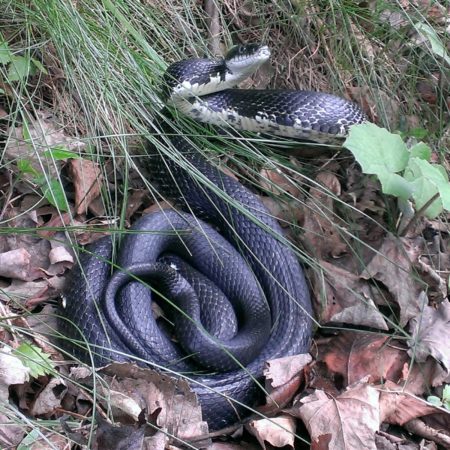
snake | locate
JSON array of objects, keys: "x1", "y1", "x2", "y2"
[{"x1": 60, "y1": 44, "x2": 366, "y2": 430}]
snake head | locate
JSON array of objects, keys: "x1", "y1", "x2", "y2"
[{"x1": 225, "y1": 44, "x2": 271, "y2": 75}]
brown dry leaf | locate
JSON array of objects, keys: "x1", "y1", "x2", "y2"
[
  {"x1": 91, "y1": 364, "x2": 209, "y2": 447},
  {"x1": 361, "y1": 235, "x2": 424, "y2": 327},
  {"x1": 2, "y1": 209, "x2": 52, "y2": 278},
  {"x1": 246, "y1": 415, "x2": 296, "y2": 450},
  {"x1": 259, "y1": 167, "x2": 302, "y2": 197},
  {"x1": 301, "y1": 174, "x2": 348, "y2": 259},
  {"x1": 0, "y1": 249, "x2": 34, "y2": 280},
  {"x1": 125, "y1": 189, "x2": 148, "y2": 221},
  {"x1": 378, "y1": 381, "x2": 439, "y2": 426},
  {"x1": 30, "y1": 377, "x2": 68, "y2": 416},
  {"x1": 68, "y1": 158, "x2": 103, "y2": 215},
  {"x1": 0, "y1": 348, "x2": 30, "y2": 448},
  {"x1": 0, "y1": 279, "x2": 49, "y2": 303},
  {"x1": 264, "y1": 354, "x2": 312, "y2": 389},
  {"x1": 313, "y1": 261, "x2": 388, "y2": 329},
  {"x1": 407, "y1": 300, "x2": 450, "y2": 378},
  {"x1": 258, "y1": 354, "x2": 312, "y2": 414},
  {"x1": 259, "y1": 197, "x2": 304, "y2": 227},
  {"x1": 319, "y1": 332, "x2": 408, "y2": 387},
  {"x1": 293, "y1": 382, "x2": 380, "y2": 450}
]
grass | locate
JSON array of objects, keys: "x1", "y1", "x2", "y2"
[{"x1": 0, "y1": 0, "x2": 449, "y2": 447}]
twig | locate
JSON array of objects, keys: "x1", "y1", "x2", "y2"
[
  {"x1": 204, "y1": 0, "x2": 221, "y2": 56},
  {"x1": 404, "y1": 418, "x2": 450, "y2": 448},
  {"x1": 399, "y1": 192, "x2": 440, "y2": 236}
]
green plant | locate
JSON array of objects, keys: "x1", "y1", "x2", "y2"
[
  {"x1": 0, "y1": 36, "x2": 47, "y2": 87},
  {"x1": 13, "y1": 342, "x2": 54, "y2": 378},
  {"x1": 427, "y1": 385, "x2": 450, "y2": 411},
  {"x1": 344, "y1": 122, "x2": 450, "y2": 220}
]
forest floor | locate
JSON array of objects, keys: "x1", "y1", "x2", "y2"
[{"x1": 0, "y1": 1, "x2": 450, "y2": 449}]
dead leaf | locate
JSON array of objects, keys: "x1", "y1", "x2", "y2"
[
  {"x1": 313, "y1": 261, "x2": 388, "y2": 329},
  {"x1": 125, "y1": 190, "x2": 148, "y2": 221},
  {"x1": 79, "y1": 363, "x2": 209, "y2": 448},
  {"x1": 361, "y1": 235, "x2": 424, "y2": 327},
  {"x1": 319, "y1": 332, "x2": 408, "y2": 387},
  {"x1": 378, "y1": 381, "x2": 439, "y2": 426},
  {"x1": 0, "y1": 249, "x2": 33, "y2": 280},
  {"x1": 293, "y1": 382, "x2": 380, "y2": 450},
  {"x1": 68, "y1": 158, "x2": 103, "y2": 215},
  {"x1": 246, "y1": 415, "x2": 296, "y2": 449},
  {"x1": 259, "y1": 167, "x2": 302, "y2": 197},
  {"x1": 31, "y1": 377, "x2": 68, "y2": 416},
  {"x1": 264, "y1": 354, "x2": 312, "y2": 389},
  {"x1": 0, "y1": 348, "x2": 30, "y2": 448},
  {"x1": 301, "y1": 173, "x2": 348, "y2": 259},
  {"x1": 0, "y1": 279, "x2": 49, "y2": 304},
  {"x1": 407, "y1": 300, "x2": 450, "y2": 377},
  {"x1": 259, "y1": 197, "x2": 304, "y2": 227}
]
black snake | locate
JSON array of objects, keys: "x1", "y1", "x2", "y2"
[{"x1": 60, "y1": 44, "x2": 366, "y2": 430}]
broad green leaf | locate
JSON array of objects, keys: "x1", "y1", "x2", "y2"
[
  {"x1": 13, "y1": 342, "x2": 54, "y2": 378},
  {"x1": 7, "y1": 55, "x2": 33, "y2": 81},
  {"x1": 405, "y1": 157, "x2": 450, "y2": 218},
  {"x1": 17, "y1": 159, "x2": 38, "y2": 176},
  {"x1": 42, "y1": 178, "x2": 69, "y2": 211},
  {"x1": 43, "y1": 146, "x2": 81, "y2": 160},
  {"x1": 344, "y1": 123, "x2": 409, "y2": 175},
  {"x1": 409, "y1": 142, "x2": 431, "y2": 161},
  {"x1": 378, "y1": 172, "x2": 414, "y2": 200},
  {"x1": 409, "y1": 177, "x2": 442, "y2": 218},
  {"x1": 0, "y1": 41, "x2": 12, "y2": 64},
  {"x1": 414, "y1": 22, "x2": 450, "y2": 66}
]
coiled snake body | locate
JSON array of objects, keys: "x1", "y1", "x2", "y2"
[{"x1": 60, "y1": 44, "x2": 366, "y2": 429}]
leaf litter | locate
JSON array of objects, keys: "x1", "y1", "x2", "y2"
[{"x1": 1, "y1": 3, "x2": 450, "y2": 450}]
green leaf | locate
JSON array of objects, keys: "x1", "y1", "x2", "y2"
[
  {"x1": 0, "y1": 41, "x2": 12, "y2": 64},
  {"x1": 378, "y1": 172, "x2": 414, "y2": 200},
  {"x1": 404, "y1": 157, "x2": 450, "y2": 218},
  {"x1": 13, "y1": 343, "x2": 54, "y2": 379},
  {"x1": 427, "y1": 395, "x2": 442, "y2": 407},
  {"x1": 17, "y1": 428, "x2": 42, "y2": 450},
  {"x1": 7, "y1": 55, "x2": 33, "y2": 81},
  {"x1": 409, "y1": 142, "x2": 431, "y2": 161},
  {"x1": 414, "y1": 22, "x2": 450, "y2": 66},
  {"x1": 442, "y1": 385, "x2": 450, "y2": 402},
  {"x1": 42, "y1": 178, "x2": 69, "y2": 211},
  {"x1": 43, "y1": 146, "x2": 81, "y2": 160},
  {"x1": 406, "y1": 127, "x2": 428, "y2": 140},
  {"x1": 17, "y1": 159, "x2": 38, "y2": 176},
  {"x1": 344, "y1": 123, "x2": 410, "y2": 175}
]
